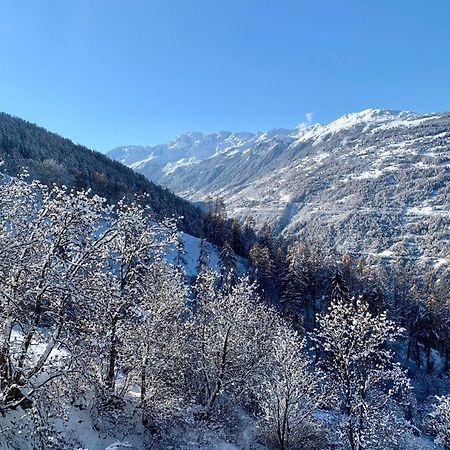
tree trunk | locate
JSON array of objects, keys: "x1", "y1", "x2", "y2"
[
  {"x1": 107, "y1": 316, "x2": 118, "y2": 390},
  {"x1": 426, "y1": 332, "x2": 432, "y2": 374},
  {"x1": 415, "y1": 339, "x2": 421, "y2": 369},
  {"x1": 202, "y1": 326, "x2": 232, "y2": 420}
]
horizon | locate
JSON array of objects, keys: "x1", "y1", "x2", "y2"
[
  {"x1": 1, "y1": 105, "x2": 446, "y2": 152},
  {"x1": 4, "y1": 107, "x2": 442, "y2": 152},
  {"x1": 1, "y1": 1, "x2": 450, "y2": 152}
]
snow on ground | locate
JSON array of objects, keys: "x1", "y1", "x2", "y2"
[
  {"x1": 434, "y1": 258, "x2": 450, "y2": 269},
  {"x1": 129, "y1": 154, "x2": 156, "y2": 170},
  {"x1": 371, "y1": 115, "x2": 438, "y2": 132},
  {"x1": 406, "y1": 206, "x2": 444, "y2": 216},
  {"x1": 377, "y1": 249, "x2": 394, "y2": 258},
  {"x1": 293, "y1": 109, "x2": 425, "y2": 145},
  {"x1": 9, "y1": 327, "x2": 68, "y2": 365},
  {"x1": 162, "y1": 156, "x2": 199, "y2": 175},
  {"x1": 353, "y1": 168, "x2": 384, "y2": 180},
  {"x1": 105, "y1": 443, "x2": 133, "y2": 450},
  {"x1": 164, "y1": 232, "x2": 247, "y2": 278}
]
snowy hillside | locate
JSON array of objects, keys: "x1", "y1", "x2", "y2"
[
  {"x1": 165, "y1": 231, "x2": 247, "y2": 278},
  {"x1": 109, "y1": 109, "x2": 450, "y2": 266},
  {"x1": 108, "y1": 130, "x2": 274, "y2": 179}
]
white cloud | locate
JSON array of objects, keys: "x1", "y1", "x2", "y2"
[{"x1": 296, "y1": 111, "x2": 315, "y2": 130}]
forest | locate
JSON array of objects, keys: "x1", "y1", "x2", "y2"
[{"x1": 0, "y1": 173, "x2": 448, "y2": 449}]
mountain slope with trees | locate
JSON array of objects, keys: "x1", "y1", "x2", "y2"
[{"x1": 0, "y1": 112, "x2": 205, "y2": 236}]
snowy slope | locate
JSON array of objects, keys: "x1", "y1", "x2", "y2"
[
  {"x1": 165, "y1": 231, "x2": 247, "y2": 278},
  {"x1": 109, "y1": 109, "x2": 450, "y2": 266}
]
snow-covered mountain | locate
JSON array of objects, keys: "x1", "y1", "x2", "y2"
[
  {"x1": 108, "y1": 130, "x2": 272, "y2": 178},
  {"x1": 108, "y1": 109, "x2": 450, "y2": 265}
]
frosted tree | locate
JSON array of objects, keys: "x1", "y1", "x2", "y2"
[
  {"x1": 0, "y1": 177, "x2": 109, "y2": 412},
  {"x1": 131, "y1": 263, "x2": 190, "y2": 428},
  {"x1": 255, "y1": 324, "x2": 324, "y2": 450},
  {"x1": 175, "y1": 235, "x2": 187, "y2": 268},
  {"x1": 187, "y1": 272, "x2": 276, "y2": 421},
  {"x1": 219, "y1": 240, "x2": 237, "y2": 291},
  {"x1": 79, "y1": 198, "x2": 177, "y2": 394},
  {"x1": 315, "y1": 292, "x2": 412, "y2": 450},
  {"x1": 428, "y1": 396, "x2": 450, "y2": 449}
]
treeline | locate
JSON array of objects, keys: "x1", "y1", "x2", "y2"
[{"x1": 245, "y1": 225, "x2": 450, "y2": 374}]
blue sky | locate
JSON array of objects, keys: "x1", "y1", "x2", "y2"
[{"x1": 1, "y1": 1, "x2": 449, "y2": 152}]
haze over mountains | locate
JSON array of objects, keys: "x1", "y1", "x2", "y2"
[{"x1": 109, "y1": 109, "x2": 450, "y2": 267}]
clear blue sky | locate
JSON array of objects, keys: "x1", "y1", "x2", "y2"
[{"x1": 1, "y1": 1, "x2": 449, "y2": 152}]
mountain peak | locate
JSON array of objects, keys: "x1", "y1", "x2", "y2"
[
  {"x1": 292, "y1": 108, "x2": 422, "y2": 143},
  {"x1": 327, "y1": 108, "x2": 417, "y2": 130}
]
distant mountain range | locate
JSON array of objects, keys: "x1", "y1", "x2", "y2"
[{"x1": 108, "y1": 109, "x2": 450, "y2": 267}]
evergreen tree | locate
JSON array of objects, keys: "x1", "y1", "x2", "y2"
[
  {"x1": 219, "y1": 240, "x2": 237, "y2": 291},
  {"x1": 331, "y1": 269, "x2": 350, "y2": 304},
  {"x1": 196, "y1": 238, "x2": 210, "y2": 274},
  {"x1": 205, "y1": 196, "x2": 227, "y2": 245},
  {"x1": 242, "y1": 215, "x2": 257, "y2": 254},
  {"x1": 281, "y1": 243, "x2": 309, "y2": 324},
  {"x1": 230, "y1": 219, "x2": 243, "y2": 255},
  {"x1": 258, "y1": 221, "x2": 274, "y2": 253},
  {"x1": 249, "y1": 244, "x2": 274, "y2": 297}
]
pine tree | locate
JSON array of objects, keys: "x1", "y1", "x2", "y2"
[
  {"x1": 249, "y1": 244, "x2": 274, "y2": 297},
  {"x1": 196, "y1": 238, "x2": 210, "y2": 274},
  {"x1": 242, "y1": 215, "x2": 257, "y2": 254},
  {"x1": 281, "y1": 244, "x2": 309, "y2": 324},
  {"x1": 258, "y1": 221, "x2": 274, "y2": 253},
  {"x1": 230, "y1": 219, "x2": 243, "y2": 255},
  {"x1": 331, "y1": 269, "x2": 350, "y2": 303},
  {"x1": 219, "y1": 240, "x2": 237, "y2": 291},
  {"x1": 205, "y1": 197, "x2": 227, "y2": 246}
]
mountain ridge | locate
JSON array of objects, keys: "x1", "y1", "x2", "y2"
[
  {"x1": 108, "y1": 109, "x2": 433, "y2": 180},
  {"x1": 108, "y1": 108, "x2": 450, "y2": 268}
]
